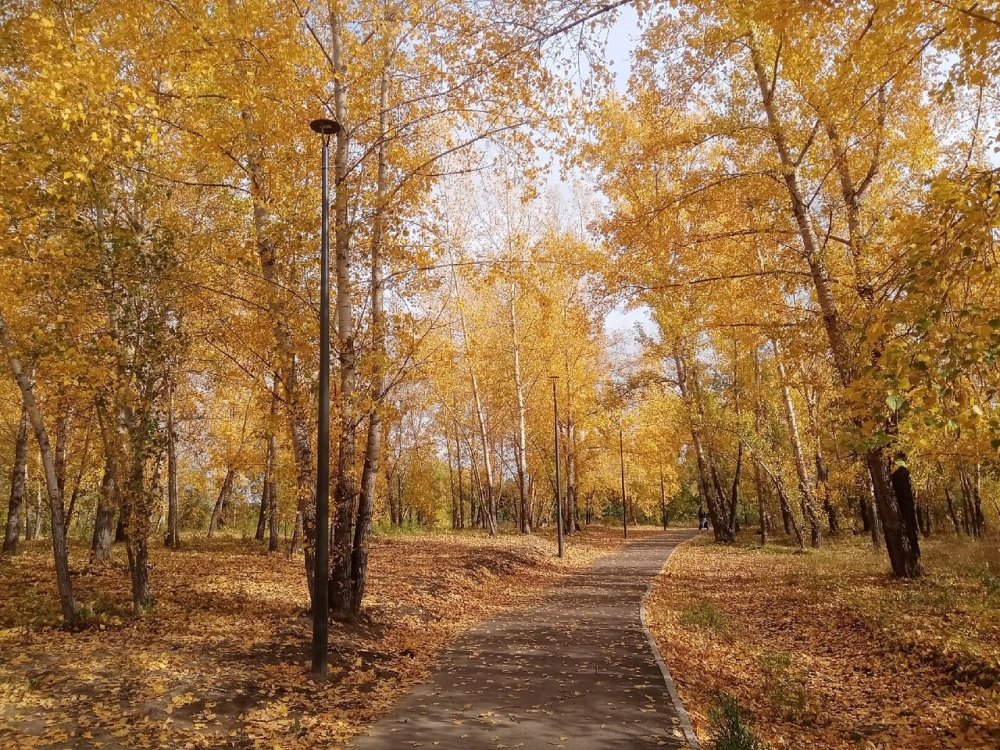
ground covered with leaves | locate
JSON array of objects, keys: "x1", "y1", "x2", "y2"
[
  {"x1": 648, "y1": 533, "x2": 1000, "y2": 750},
  {"x1": 0, "y1": 528, "x2": 626, "y2": 748}
]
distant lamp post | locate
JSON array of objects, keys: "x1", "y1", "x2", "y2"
[
  {"x1": 550, "y1": 376, "x2": 564, "y2": 558},
  {"x1": 309, "y1": 116, "x2": 340, "y2": 676},
  {"x1": 619, "y1": 417, "x2": 628, "y2": 540},
  {"x1": 659, "y1": 465, "x2": 668, "y2": 531}
]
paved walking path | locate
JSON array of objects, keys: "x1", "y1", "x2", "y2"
[{"x1": 351, "y1": 529, "x2": 699, "y2": 749}]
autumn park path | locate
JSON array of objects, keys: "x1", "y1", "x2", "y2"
[{"x1": 350, "y1": 529, "x2": 700, "y2": 749}]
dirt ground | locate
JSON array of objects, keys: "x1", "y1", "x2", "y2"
[
  {"x1": 647, "y1": 533, "x2": 1000, "y2": 750},
  {"x1": 0, "y1": 526, "x2": 634, "y2": 749}
]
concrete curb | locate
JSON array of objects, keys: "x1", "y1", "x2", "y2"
[{"x1": 640, "y1": 533, "x2": 701, "y2": 749}]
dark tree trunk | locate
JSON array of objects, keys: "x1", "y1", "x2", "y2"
[
  {"x1": 456, "y1": 426, "x2": 465, "y2": 529},
  {"x1": 207, "y1": 468, "x2": 235, "y2": 538},
  {"x1": 674, "y1": 344, "x2": 732, "y2": 543},
  {"x1": 255, "y1": 431, "x2": 273, "y2": 543},
  {"x1": 289, "y1": 510, "x2": 302, "y2": 555},
  {"x1": 754, "y1": 465, "x2": 769, "y2": 544},
  {"x1": 781, "y1": 499, "x2": 792, "y2": 535},
  {"x1": 114, "y1": 511, "x2": 127, "y2": 543},
  {"x1": 127, "y1": 535, "x2": 151, "y2": 613},
  {"x1": 24, "y1": 478, "x2": 36, "y2": 541},
  {"x1": 1, "y1": 320, "x2": 76, "y2": 623},
  {"x1": 267, "y1": 470, "x2": 279, "y2": 553},
  {"x1": 918, "y1": 502, "x2": 932, "y2": 537},
  {"x1": 872, "y1": 454, "x2": 921, "y2": 577},
  {"x1": 164, "y1": 384, "x2": 180, "y2": 549},
  {"x1": 774, "y1": 479, "x2": 804, "y2": 551},
  {"x1": 944, "y1": 487, "x2": 960, "y2": 534},
  {"x1": 961, "y1": 465, "x2": 986, "y2": 537},
  {"x1": 729, "y1": 443, "x2": 743, "y2": 535},
  {"x1": 90, "y1": 464, "x2": 115, "y2": 563},
  {"x1": 710, "y1": 462, "x2": 732, "y2": 533},
  {"x1": 255, "y1": 475, "x2": 270, "y2": 542},
  {"x1": 3, "y1": 405, "x2": 28, "y2": 555},
  {"x1": 63, "y1": 423, "x2": 91, "y2": 535},
  {"x1": 859, "y1": 489, "x2": 872, "y2": 532}
]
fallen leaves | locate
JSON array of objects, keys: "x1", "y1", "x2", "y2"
[
  {"x1": 647, "y1": 535, "x2": 1000, "y2": 749},
  {"x1": 0, "y1": 529, "x2": 625, "y2": 748}
]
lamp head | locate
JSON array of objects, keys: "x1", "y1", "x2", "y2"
[{"x1": 309, "y1": 118, "x2": 341, "y2": 135}]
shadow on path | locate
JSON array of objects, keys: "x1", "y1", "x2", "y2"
[{"x1": 350, "y1": 529, "x2": 699, "y2": 749}]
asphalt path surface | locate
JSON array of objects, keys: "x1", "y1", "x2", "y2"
[{"x1": 350, "y1": 529, "x2": 699, "y2": 749}]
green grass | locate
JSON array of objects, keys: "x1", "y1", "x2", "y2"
[
  {"x1": 709, "y1": 693, "x2": 768, "y2": 750},
  {"x1": 759, "y1": 651, "x2": 810, "y2": 723},
  {"x1": 679, "y1": 600, "x2": 727, "y2": 631}
]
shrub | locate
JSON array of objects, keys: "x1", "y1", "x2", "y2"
[{"x1": 709, "y1": 694, "x2": 768, "y2": 750}]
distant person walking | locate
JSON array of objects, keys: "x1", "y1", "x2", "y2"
[{"x1": 697, "y1": 507, "x2": 709, "y2": 531}]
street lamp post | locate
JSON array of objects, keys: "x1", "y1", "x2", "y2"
[
  {"x1": 550, "y1": 376, "x2": 564, "y2": 558},
  {"x1": 309, "y1": 116, "x2": 340, "y2": 676},
  {"x1": 659, "y1": 465, "x2": 668, "y2": 531},
  {"x1": 619, "y1": 418, "x2": 628, "y2": 540}
]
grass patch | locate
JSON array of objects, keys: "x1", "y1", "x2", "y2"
[
  {"x1": 709, "y1": 693, "x2": 768, "y2": 750},
  {"x1": 759, "y1": 652, "x2": 810, "y2": 724},
  {"x1": 679, "y1": 600, "x2": 727, "y2": 631}
]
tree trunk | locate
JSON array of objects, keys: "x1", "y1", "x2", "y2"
[
  {"x1": 674, "y1": 343, "x2": 733, "y2": 542},
  {"x1": 289, "y1": 510, "x2": 302, "y2": 555},
  {"x1": 864, "y1": 476, "x2": 883, "y2": 549},
  {"x1": 869, "y1": 452, "x2": 921, "y2": 575},
  {"x1": 469, "y1": 371, "x2": 498, "y2": 536},
  {"x1": 349, "y1": 63, "x2": 391, "y2": 617},
  {"x1": 125, "y1": 443, "x2": 152, "y2": 613},
  {"x1": 774, "y1": 478, "x2": 805, "y2": 551},
  {"x1": 63, "y1": 422, "x2": 92, "y2": 536},
  {"x1": 256, "y1": 384, "x2": 278, "y2": 546},
  {"x1": 207, "y1": 468, "x2": 235, "y2": 538},
  {"x1": 24, "y1": 460, "x2": 36, "y2": 541},
  {"x1": 55, "y1": 406, "x2": 68, "y2": 509},
  {"x1": 814, "y1": 452, "x2": 840, "y2": 536},
  {"x1": 773, "y1": 340, "x2": 822, "y2": 548},
  {"x1": 255, "y1": 438, "x2": 272, "y2": 543},
  {"x1": 447, "y1": 434, "x2": 458, "y2": 529},
  {"x1": 226, "y1": 0, "x2": 316, "y2": 600},
  {"x1": 749, "y1": 33, "x2": 919, "y2": 576},
  {"x1": 0, "y1": 312, "x2": 75, "y2": 623},
  {"x1": 510, "y1": 286, "x2": 531, "y2": 534},
  {"x1": 456, "y1": 422, "x2": 465, "y2": 529},
  {"x1": 729, "y1": 442, "x2": 743, "y2": 535},
  {"x1": 564, "y1": 365, "x2": 577, "y2": 535},
  {"x1": 90, "y1": 464, "x2": 115, "y2": 564},
  {"x1": 164, "y1": 381, "x2": 180, "y2": 548},
  {"x1": 752, "y1": 349, "x2": 769, "y2": 544},
  {"x1": 97, "y1": 401, "x2": 157, "y2": 613},
  {"x1": 3, "y1": 404, "x2": 28, "y2": 555},
  {"x1": 944, "y1": 486, "x2": 960, "y2": 534},
  {"x1": 325, "y1": 6, "x2": 360, "y2": 620},
  {"x1": 267, "y1": 456, "x2": 279, "y2": 553}
]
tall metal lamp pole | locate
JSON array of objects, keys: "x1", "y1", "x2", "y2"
[
  {"x1": 309, "y1": 116, "x2": 340, "y2": 675},
  {"x1": 550, "y1": 376, "x2": 564, "y2": 558}
]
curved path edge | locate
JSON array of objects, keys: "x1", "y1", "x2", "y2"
[
  {"x1": 640, "y1": 536, "x2": 701, "y2": 749},
  {"x1": 350, "y1": 529, "x2": 700, "y2": 749}
]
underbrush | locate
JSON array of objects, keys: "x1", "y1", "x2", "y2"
[{"x1": 709, "y1": 694, "x2": 768, "y2": 750}]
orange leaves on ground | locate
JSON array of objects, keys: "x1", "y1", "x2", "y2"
[
  {"x1": 647, "y1": 535, "x2": 1000, "y2": 749},
  {"x1": 0, "y1": 529, "x2": 624, "y2": 749}
]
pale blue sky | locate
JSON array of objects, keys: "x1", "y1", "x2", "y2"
[{"x1": 596, "y1": 5, "x2": 655, "y2": 354}]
